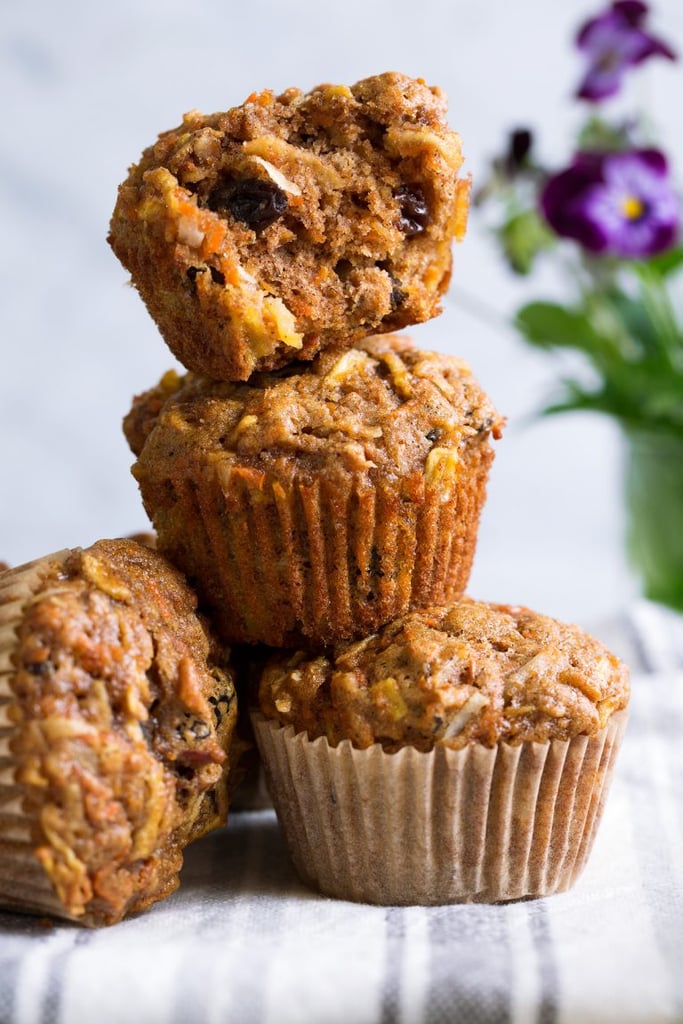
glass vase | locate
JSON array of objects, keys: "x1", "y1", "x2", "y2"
[{"x1": 624, "y1": 425, "x2": 683, "y2": 612}]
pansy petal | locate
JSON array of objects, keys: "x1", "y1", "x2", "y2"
[
  {"x1": 633, "y1": 149, "x2": 669, "y2": 176},
  {"x1": 575, "y1": 0, "x2": 676, "y2": 101},
  {"x1": 632, "y1": 33, "x2": 678, "y2": 63},
  {"x1": 613, "y1": 1, "x2": 649, "y2": 28},
  {"x1": 577, "y1": 68, "x2": 625, "y2": 101},
  {"x1": 539, "y1": 148, "x2": 680, "y2": 259}
]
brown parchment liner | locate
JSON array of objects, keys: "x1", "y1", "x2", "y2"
[
  {"x1": 155, "y1": 434, "x2": 494, "y2": 648},
  {"x1": 252, "y1": 709, "x2": 628, "y2": 904},
  {"x1": 0, "y1": 552, "x2": 78, "y2": 921}
]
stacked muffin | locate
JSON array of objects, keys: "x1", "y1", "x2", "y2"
[
  {"x1": 111, "y1": 73, "x2": 498, "y2": 645},
  {"x1": 106, "y1": 72, "x2": 629, "y2": 906}
]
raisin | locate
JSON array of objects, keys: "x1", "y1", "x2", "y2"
[
  {"x1": 395, "y1": 184, "x2": 429, "y2": 236},
  {"x1": 186, "y1": 266, "x2": 205, "y2": 284},
  {"x1": 209, "y1": 266, "x2": 225, "y2": 285},
  {"x1": 207, "y1": 178, "x2": 288, "y2": 231},
  {"x1": 390, "y1": 280, "x2": 407, "y2": 310},
  {"x1": 25, "y1": 660, "x2": 51, "y2": 676},
  {"x1": 426, "y1": 428, "x2": 440, "y2": 443}
]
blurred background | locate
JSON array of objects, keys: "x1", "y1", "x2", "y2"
[{"x1": 2, "y1": 0, "x2": 682, "y2": 631}]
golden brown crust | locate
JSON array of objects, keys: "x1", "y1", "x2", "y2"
[
  {"x1": 124, "y1": 337, "x2": 502, "y2": 646},
  {"x1": 125, "y1": 531, "x2": 157, "y2": 549},
  {"x1": 125, "y1": 335, "x2": 501, "y2": 474},
  {"x1": 0, "y1": 539, "x2": 237, "y2": 925},
  {"x1": 258, "y1": 599, "x2": 630, "y2": 751},
  {"x1": 109, "y1": 72, "x2": 470, "y2": 381}
]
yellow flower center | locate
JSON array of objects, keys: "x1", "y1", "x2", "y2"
[{"x1": 622, "y1": 195, "x2": 645, "y2": 221}]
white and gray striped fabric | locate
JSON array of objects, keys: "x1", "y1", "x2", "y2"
[{"x1": 0, "y1": 601, "x2": 681, "y2": 1024}]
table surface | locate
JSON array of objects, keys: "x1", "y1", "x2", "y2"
[{"x1": 0, "y1": 601, "x2": 681, "y2": 1024}]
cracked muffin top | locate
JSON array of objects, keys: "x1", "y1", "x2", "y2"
[
  {"x1": 0, "y1": 539, "x2": 237, "y2": 925},
  {"x1": 109, "y1": 72, "x2": 470, "y2": 380},
  {"x1": 124, "y1": 334, "x2": 502, "y2": 484},
  {"x1": 258, "y1": 599, "x2": 630, "y2": 752}
]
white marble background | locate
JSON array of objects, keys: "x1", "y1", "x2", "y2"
[{"x1": 1, "y1": 0, "x2": 682, "y2": 630}]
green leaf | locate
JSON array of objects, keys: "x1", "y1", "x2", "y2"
[
  {"x1": 642, "y1": 247, "x2": 683, "y2": 279},
  {"x1": 540, "y1": 364, "x2": 683, "y2": 433},
  {"x1": 497, "y1": 210, "x2": 554, "y2": 276},
  {"x1": 626, "y1": 263, "x2": 683, "y2": 367},
  {"x1": 575, "y1": 115, "x2": 632, "y2": 153},
  {"x1": 515, "y1": 302, "x2": 603, "y2": 352},
  {"x1": 604, "y1": 288, "x2": 661, "y2": 356}
]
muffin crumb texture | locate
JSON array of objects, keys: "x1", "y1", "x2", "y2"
[
  {"x1": 109, "y1": 72, "x2": 470, "y2": 380},
  {"x1": 0, "y1": 539, "x2": 237, "y2": 926},
  {"x1": 259, "y1": 599, "x2": 630, "y2": 751}
]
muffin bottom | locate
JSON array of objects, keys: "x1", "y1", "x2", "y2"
[{"x1": 252, "y1": 710, "x2": 627, "y2": 905}]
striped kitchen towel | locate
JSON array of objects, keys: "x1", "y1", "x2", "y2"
[{"x1": 0, "y1": 600, "x2": 680, "y2": 1024}]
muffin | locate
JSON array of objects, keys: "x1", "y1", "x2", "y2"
[
  {"x1": 124, "y1": 335, "x2": 503, "y2": 646},
  {"x1": 0, "y1": 539, "x2": 238, "y2": 926},
  {"x1": 253, "y1": 599, "x2": 629, "y2": 904},
  {"x1": 109, "y1": 72, "x2": 470, "y2": 381}
]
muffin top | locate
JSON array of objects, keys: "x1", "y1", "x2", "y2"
[
  {"x1": 109, "y1": 72, "x2": 469, "y2": 380},
  {"x1": 258, "y1": 599, "x2": 630, "y2": 751},
  {"x1": 0, "y1": 538, "x2": 237, "y2": 925},
  {"x1": 124, "y1": 334, "x2": 502, "y2": 486}
]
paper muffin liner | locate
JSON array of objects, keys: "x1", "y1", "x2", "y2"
[
  {"x1": 165, "y1": 437, "x2": 494, "y2": 646},
  {"x1": 252, "y1": 709, "x2": 628, "y2": 904},
  {"x1": 0, "y1": 552, "x2": 83, "y2": 921}
]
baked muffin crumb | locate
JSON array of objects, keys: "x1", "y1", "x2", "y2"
[{"x1": 109, "y1": 72, "x2": 470, "y2": 380}]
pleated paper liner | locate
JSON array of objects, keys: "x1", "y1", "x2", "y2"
[
  {"x1": 0, "y1": 551, "x2": 84, "y2": 922},
  {"x1": 252, "y1": 709, "x2": 628, "y2": 904},
  {"x1": 163, "y1": 434, "x2": 494, "y2": 646}
]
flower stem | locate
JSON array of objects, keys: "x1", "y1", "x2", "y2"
[{"x1": 634, "y1": 264, "x2": 683, "y2": 371}]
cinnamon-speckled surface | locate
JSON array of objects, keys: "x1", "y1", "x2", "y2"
[
  {"x1": 259, "y1": 598, "x2": 629, "y2": 751},
  {"x1": 123, "y1": 336, "x2": 502, "y2": 645}
]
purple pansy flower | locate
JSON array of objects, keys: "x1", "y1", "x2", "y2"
[
  {"x1": 576, "y1": 1, "x2": 676, "y2": 102},
  {"x1": 541, "y1": 149, "x2": 680, "y2": 257}
]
